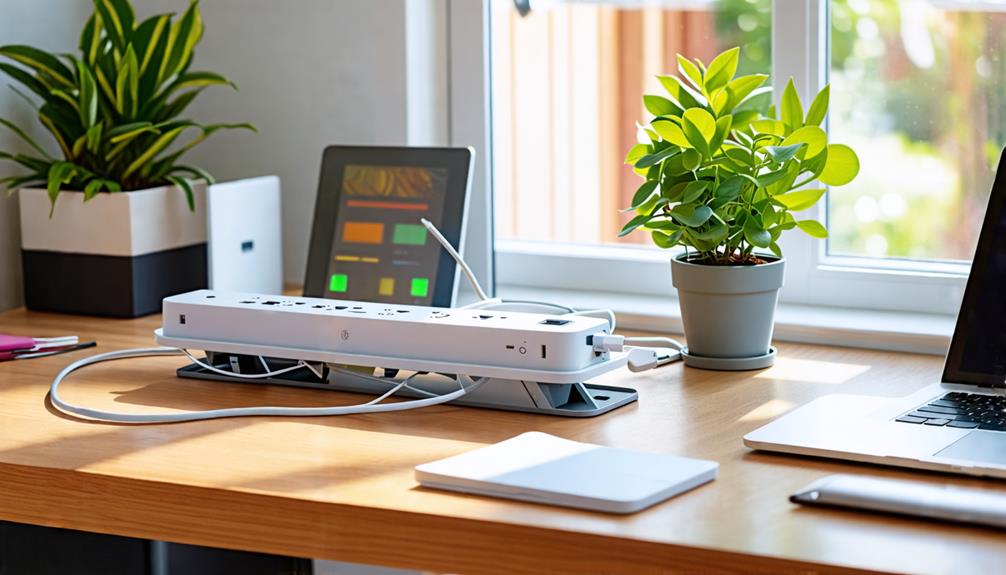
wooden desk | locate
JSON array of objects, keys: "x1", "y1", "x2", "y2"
[{"x1": 0, "y1": 307, "x2": 1003, "y2": 574}]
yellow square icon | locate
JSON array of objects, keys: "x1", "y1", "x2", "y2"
[{"x1": 378, "y1": 277, "x2": 395, "y2": 296}]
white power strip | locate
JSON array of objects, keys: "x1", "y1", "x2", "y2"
[{"x1": 156, "y1": 290, "x2": 621, "y2": 382}]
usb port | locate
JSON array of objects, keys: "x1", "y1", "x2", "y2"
[{"x1": 541, "y1": 345, "x2": 547, "y2": 359}]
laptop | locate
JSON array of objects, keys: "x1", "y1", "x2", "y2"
[{"x1": 744, "y1": 150, "x2": 1006, "y2": 479}]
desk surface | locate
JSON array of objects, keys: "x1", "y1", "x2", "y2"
[{"x1": 0, "y1": 307, "x2": 1003, "y2": 574}]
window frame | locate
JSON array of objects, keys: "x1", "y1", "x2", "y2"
[{"x1": 452, "y1": 0, "x2": 970, "y2": 316}]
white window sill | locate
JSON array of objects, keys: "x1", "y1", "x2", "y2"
[{"x1": 495, "y1": 285, "x2": 956, "y2": 356}]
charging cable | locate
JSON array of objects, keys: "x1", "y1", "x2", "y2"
[
  {"x1": 421, "y1": 218, "x2": 489, "y2": 301},
  {"x1": 49, "y1": 347, "x2": 487, "y2": 424},
  {"x1": 422, "y1": 218, "x2": 683, "y2": 370},
  {"x1": 422, "y1": 218, "x2": 618, "y2": 331},
  {"x1": 592, "y1": 334, "x2": 684, "y2": 372}
]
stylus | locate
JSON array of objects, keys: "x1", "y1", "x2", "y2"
[{"x1": 791, "y1": 474, "x2": 1006, "y2": 528}]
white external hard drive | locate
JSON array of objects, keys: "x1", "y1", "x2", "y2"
[{"x1": 415, "y1": 432, "x2": 718, "y2": 513}]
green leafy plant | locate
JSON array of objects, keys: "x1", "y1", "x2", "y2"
[
  {"x1": 0, "y1": 0, "x2": 254, "y2": 213},
  {"x1": 620, "y1": 47, "x2": 860, "y2": 265}
]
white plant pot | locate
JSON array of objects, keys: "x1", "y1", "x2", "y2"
[{"x1": 19, "y1": 183, "x2": 208, "y2": 317}]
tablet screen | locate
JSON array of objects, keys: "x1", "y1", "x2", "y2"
[
  {"x1": 304, "y1": 146, "x2": 473, "y2": 308},
  {"x1": 323, "y1": 164, "x2": 449, "y2": 305}
]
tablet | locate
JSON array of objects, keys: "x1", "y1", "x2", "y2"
[{"x1": 304, "y1": 146, "x2": 474, "y2": 307}]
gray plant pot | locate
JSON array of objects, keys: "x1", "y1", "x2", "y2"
[{"x1": 671, "y1": 254, "x2": 785, "y2": 360}]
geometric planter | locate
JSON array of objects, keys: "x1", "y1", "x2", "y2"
[{"x1": 19, "y1": 183, "x2": 208, "y2": 317}]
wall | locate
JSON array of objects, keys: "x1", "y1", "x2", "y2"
[
  {"x1": 142, "y1": 0, "x2": 412, "y2": 286},
  {"x1": 0, "y1": 1, "x2": 93, "y2": 311}
]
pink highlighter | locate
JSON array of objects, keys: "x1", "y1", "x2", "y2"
[{"x1": 0, "y1": 334, "x2": 92, "y2": 360}]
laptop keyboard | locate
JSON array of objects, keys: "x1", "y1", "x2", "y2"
[{"x1": 896, "y1": 392, "x2": 1006, "y2": 431}]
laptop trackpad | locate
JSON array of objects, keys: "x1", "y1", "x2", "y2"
[{"x1": 935, "y1": 431, "x2": 1006, "y2": 464}]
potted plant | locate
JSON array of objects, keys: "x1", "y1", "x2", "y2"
[
  {"x1": 620, "y1": 47, "x2": 860, "y2": 369},
  {"x1": 0, "y1": 0, "x2": 254, "y2": 317}
]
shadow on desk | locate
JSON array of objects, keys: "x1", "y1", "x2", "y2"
[{"x1": 101, "y1": 377, "x2": 578, "y2": 443}]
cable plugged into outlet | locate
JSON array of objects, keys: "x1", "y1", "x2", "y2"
[
  {"x1": 592, "y1": 333, "x2": 684, "y2": 372},
  {"x1": 592, "y1": 334, "x2": 625, "y2": 353}
]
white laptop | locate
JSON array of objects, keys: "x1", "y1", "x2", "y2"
[{"x1": 745, "y1": 151, "x2": 1006, "y2": 479}]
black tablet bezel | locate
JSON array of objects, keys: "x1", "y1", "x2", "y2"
[
  {"x1": 942, "y1": 148, "x2": 1006, "y2": 387},
  {"x1": 303, "y1": 145, "x2": 474, "y2": 308}
]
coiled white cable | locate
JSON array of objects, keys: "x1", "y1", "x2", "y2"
[{"x1": 49, "y1": 347, "x2": 486, "y2": 424}]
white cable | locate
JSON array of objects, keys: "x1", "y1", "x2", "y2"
[
  {"x1": 421, "y1": 219, "x2": 620, "y2": 332},
  {"x1": 590, "y1": 335, "x2": 686, "y2": 353},
  {"x1": 365, "y1": 371, "x2": 425, "y2": 404},
  {"x1": 591, "y1": 333, "x2": 625, "y2": 353},
  {"x1": 493, "y1": 300, "x2": 576, "y2": 313},
  {"x1": 327, "y1": 365, "x2": 440, "y2": 398},
  {"x1": 49, "y1": 347, "x2": 487, "y2": 424},
  {"x1": 624, "y1": 337, "x2": 684, "y2": 370},
  {"x1": 460, "y1": 297, "x2": 504, "y2": 309},
  {"x1": 461, "y1": 299, "x2": 615, "y2": 331},
  {"x1": 624, "y1": 336, "x2": 685, "y2": 351},
  {"x1": 591, "y1": 334, "x2": 683, "y2": 371},
  {"x1": 566, "y1": 308, "x2": 617, "y2": 331},
  {"x1": 185, "y1": 352, "x2": 435, "y2": 397},
  {"x1": 421, "y1": 217, "x2": 490, "y2": 301},
  {"x1": 180, "y1": 349, "x2": 310, "y2": 380}
]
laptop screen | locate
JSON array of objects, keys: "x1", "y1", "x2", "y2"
[{"x1": 943, "y1": 149, "x2": 1006, "y2": 387}]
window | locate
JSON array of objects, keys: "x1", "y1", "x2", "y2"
[
  {"x1": 451, "y1": 0, "x2": 976, "y2": 315},
  {"x1": 491, "y1": 0, "x2": 771, "y2": 246},
  {"x1": 827, "y1": 0, "x2": 1005, "y2": 262}
]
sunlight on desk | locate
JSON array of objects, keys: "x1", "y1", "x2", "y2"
[
  {"x1": 754, "y1": 358, "x2": 871, "y2": 385},
  {"x1": 738, "y1": 399, "x2": 796, "y2": 423},
  {"x1": 70, "y1": 423, "x2": 487, "y2": 497}
]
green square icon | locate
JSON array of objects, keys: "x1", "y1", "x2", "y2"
[
  {"x1": 393, "y1": 224, "x2": 428, "y2": 246},
  {"x1": 410, "y1": 277, "x2": 429, "y2": 298},
  {"x1": 329, "y1": 273, "x2": 348, "y2": 293}
]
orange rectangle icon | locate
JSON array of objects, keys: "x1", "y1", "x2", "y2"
[{"x1": 342, "y1": 222, "x2": 384, "y2": 245}]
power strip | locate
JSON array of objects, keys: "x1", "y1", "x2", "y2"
[{"x1": 157, "y1": 290, "x2": 619, "y2": 382}]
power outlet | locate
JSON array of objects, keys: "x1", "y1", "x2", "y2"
[{"x1": 161, "y1": 289, "x2": 612, "y2": 374}]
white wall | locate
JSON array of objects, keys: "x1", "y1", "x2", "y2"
[{"x1": 0, "y1": 1, "x2": 93, "y2": 311}]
